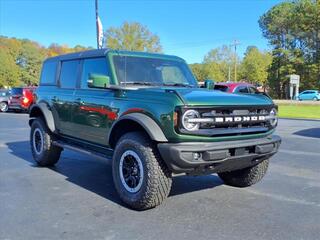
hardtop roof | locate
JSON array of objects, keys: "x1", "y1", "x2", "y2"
[{"x1": 44, "y1": 49, "x2": 184, "y2": 63}]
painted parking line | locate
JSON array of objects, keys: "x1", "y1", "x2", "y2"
[{"x1": 279, "y1": 149, "x2": 320, "y2": 157}]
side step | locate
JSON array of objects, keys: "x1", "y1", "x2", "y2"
[{"x1": 52, "y1": 140, "x2": 113, "y2": 163}]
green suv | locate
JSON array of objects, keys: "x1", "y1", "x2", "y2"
[{"x1": 29, "y1": 49, "x2": 281, "y2": 210}]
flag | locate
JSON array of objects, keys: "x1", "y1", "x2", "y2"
[{"x1": 97, "y1": 16, "x2": 103, "y2": 48}]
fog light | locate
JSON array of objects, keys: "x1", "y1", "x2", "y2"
[{"x1": 193, "y1": 152, "x2": 201, "y2": 160}]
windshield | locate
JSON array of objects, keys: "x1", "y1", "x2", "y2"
[
  {"x1": 113, "y1": 55, "x2": 198, "y2": 87},
  {"x1": 11, "y1": 88, "x2": 23, "y2": 95}
]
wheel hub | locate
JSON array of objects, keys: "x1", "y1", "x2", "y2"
[
  {"x1": 119, "y1": 150, "x2": 144, "y2": 193},
  {"x1": 33, "y1": 128, "x2": 43, "y2": 155}
]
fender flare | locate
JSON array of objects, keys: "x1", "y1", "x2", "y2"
[
  {"x1": 29, "y1": 103, "x2": 56, "y2": 133},
  {"x1": 107, "y1": 112, "x2": 168, "y2": 145}
]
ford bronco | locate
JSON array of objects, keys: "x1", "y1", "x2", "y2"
[{"x1": 29, "y1": 49, "x2": 281, "y2": 210}]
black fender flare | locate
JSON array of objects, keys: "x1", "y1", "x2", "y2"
[
  {"x1": 29, "y1": 103, "x2": 56, "y2": 133},
  {"x1": 107, "y1": 112, "x2": 168, "y2": 145}
]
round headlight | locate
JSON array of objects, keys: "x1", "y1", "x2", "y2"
[
  {"x1": 182, "y1": 110, "x2": 200, "y2": 131},
  {"x1": 269, "y1": 108, "x2": 278, "y2": 127}
]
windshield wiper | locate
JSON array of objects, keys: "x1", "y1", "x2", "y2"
[
  {"x1": 122, "y1": 81, "x2": 159, "y2": 86},
  {"x1": 163, "y1": 83, "x2": 193, "y2": 88}
]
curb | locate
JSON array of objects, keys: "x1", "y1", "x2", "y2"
[{"x1": 280, "y1": 117, "x2": 320, "y2": 122}]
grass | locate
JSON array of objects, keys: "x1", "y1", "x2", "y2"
[{"x1": 278, "y1": 104, "x2": 320, "y2": 119}]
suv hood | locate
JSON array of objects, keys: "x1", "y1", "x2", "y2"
[{"x1": 170, "y1": 88, "x2": 273, "y2": 106}]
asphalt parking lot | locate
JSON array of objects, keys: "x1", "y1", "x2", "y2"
[{"x1": 0, "y1": 113, "x2": 319, "y2": 240}]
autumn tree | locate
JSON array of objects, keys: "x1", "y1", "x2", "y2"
[{"x1": 105, "y1": 22, "x2": 162, "y2": 53}]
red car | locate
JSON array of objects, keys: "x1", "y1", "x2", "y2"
[
  {"x1": 8, "y1": 87, "x2": 36, "y2": 112},
  {"x1": 214, "y1": 82, "x2": 261, "y2": 94}
]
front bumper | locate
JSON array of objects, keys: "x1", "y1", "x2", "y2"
[{"x1": 158, "y1": 135, "x2": 281, "y2": 174}]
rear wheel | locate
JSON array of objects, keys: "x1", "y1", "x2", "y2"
[
  {"x1": 112, "y1": 132, "x2": 172, "y2": 210},
  {"x1": 0, "y1": 102, "x2": 8, "y2": 112},
  {"x1": 218, "y1": 159, "x2": 269, "y2": 187},
  {"x1": 30, "y1": 118, "x2": 62, "y2": 166}
]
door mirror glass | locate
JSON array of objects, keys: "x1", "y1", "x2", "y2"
[
  {"x1": 204, "y1": 79, "x2": 215, "y2": 90},
  {"x1": 88, "y1": 74, "x2": 110, "y2": 88}
]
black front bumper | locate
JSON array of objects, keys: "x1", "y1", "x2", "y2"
[{"x1": 158, "y1": 135, "x2": 281, "y2": 174}]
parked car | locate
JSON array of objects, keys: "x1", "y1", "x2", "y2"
[
  {"x1": 297, "y1": 90, "x2": 319, "y2": 101},
  {"x1": 0, "y1": 89, "x2": 10, "y2": 112},
  {"x1": 8, "y1": 87, "x2": 36, "y2": 112},
  {"x1": 29, "y1": 49, "x2": 281, "y2": 210},
  {"x1": 214, "y1": 82, "x2": 261, "y2": 94}
]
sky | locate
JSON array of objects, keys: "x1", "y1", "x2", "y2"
[{"x1": 0, "y1": 0, "x2": 282, "y2": 63}]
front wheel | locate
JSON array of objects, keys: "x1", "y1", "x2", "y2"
[
  {"x1": 313, "y1": 97, "x2": 318, "y2": 101},
  {"x1": 218, "y1": 159, "x2": 269, "y2": 187},
  {"x1": 112, "y1": 132, "x2": 172, "y2": 210},
  {"x1": 0, "y1": 102, "x2": 8, "y2": 112}
]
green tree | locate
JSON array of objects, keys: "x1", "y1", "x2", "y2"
[
  {"x1": 189, "y1": 63, "x2": 209, "y2": 81},
  {"x1": 105, "y1": 22, "x2": 162, "y2": 53},
  {"x1": 259, "y1": 0, "x2": 320, "y2": 98},
  {"x1": 0, "y1": 46, "x2": 21, "y2": 87},
  {"x1": 240, "y1": 46, "x2": 272, "y2": 88},
  {"x1": 203, "y1": 45, "x2": 238, "y2": 82}
]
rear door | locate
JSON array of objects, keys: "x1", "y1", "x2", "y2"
[
  {"x1": 71, "y1": 57, "x2": 116, "y2": 145},
  {"x1": 53, "y1": 59, "x2": 80, "y2": 136}
]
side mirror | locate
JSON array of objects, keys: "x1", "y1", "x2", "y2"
[
  {"x1": 204, "y1": 79, "x2": 215, "y2": 90},
  {"x1": 88, "y1": 74, "x2": 110, "y2": 88}
]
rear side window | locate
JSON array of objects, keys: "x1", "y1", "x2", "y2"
[
  {"x1": 80, "y1": 58, "x2": 110, "y2": 89},
  {"x1": 235, "y1": 86, "x2": 249, "y2": 93},
  {"x1": 40, "y1": 61, "x2": 57, "y2": 85},
  {"x1": 59, "y1": 60, "x2": 80, "y2": 88}
]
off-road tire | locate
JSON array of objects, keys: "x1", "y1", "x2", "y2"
[
  {"x1": 30, "y1": 118, "x2": 62, "y2": 166},
  {"x1": 112, "y1": 131, "x2": 172, "y2": 210},
  {"x1": 218, "y1": 159, "x2": 269, "y2": 187}
]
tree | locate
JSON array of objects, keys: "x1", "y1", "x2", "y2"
[
  {"x1": 240, "y1": 46, "x2": 272, "y2": 88},
  {"x1": 0, "y1": 46, "x2": 21, "y2": 87},
  {"x1": 203, "y1": 45, "x2": 238, "y2": 82},
  {"x1": 259, "y1": 0, "x2": 320, "y2": 98},
  {"x1": 105, "y1": 22, "x2": 162, "y2": 53},
  {"x1": 189, "y1": 63, "x2": 209, "y2": 81}
]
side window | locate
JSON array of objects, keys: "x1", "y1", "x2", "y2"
[
  {"x1": 235, "y1": 86, "x2": 249, "y2": 93},
  {"x1": 81, "y1": 58, "x2": 110, "y2": 89},
  {"x1": 40, "y1": 61, "x2": 57, "y2": 85},
  {"x1": 249, "y1": 86, "x2": 258, "y2": 94},
  {"x1": 59, "y1": 60, "x2": 80, "y2": 88},
  {"x1": 161, "y1": 66, "x2": 186, "y2": 84}
]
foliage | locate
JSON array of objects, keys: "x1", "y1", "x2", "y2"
[
  {"x1": 240, "y1": 46, "x2": 272, "y2": 87},
  {"x1": 105, "y1": 21, "x2": 162, "y2": 53},
  {"x1": 259, "y1": 0, "x2": 320, "y2": 98},
  {"x1": 0, "y1": 36, "x2": 92, "y2": 87}
]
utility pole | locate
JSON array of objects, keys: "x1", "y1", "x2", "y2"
[
  {"x1": 95, "y1": 0, "x2": 99, "y2": 49},
  {"x1": 230, "y1": 40, "x2": 240, "y2": 82}
]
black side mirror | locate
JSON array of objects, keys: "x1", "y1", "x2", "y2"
[{"x1": 204, "y1": 79, "x2": 215, "y2": 90}]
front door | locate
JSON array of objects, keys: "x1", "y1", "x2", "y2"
[{"x1": 71, "y1": 57, "x2": 118, "y2": 146}]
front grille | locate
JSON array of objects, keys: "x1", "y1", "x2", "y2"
[{"x1": 178, "y1": 105, "x2": 275, "y2": 137}]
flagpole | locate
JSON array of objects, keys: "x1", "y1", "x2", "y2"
[{"x1": 95, "y1": 0, "x2": 99, "y2": 49}]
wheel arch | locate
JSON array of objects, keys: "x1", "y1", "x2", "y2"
[
  {"x1": 108, "y1": 113, "x2": 168, "y2": 149},
  {"x1": 29, "y1": 103, "x2": 55, "y2": 133}
]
